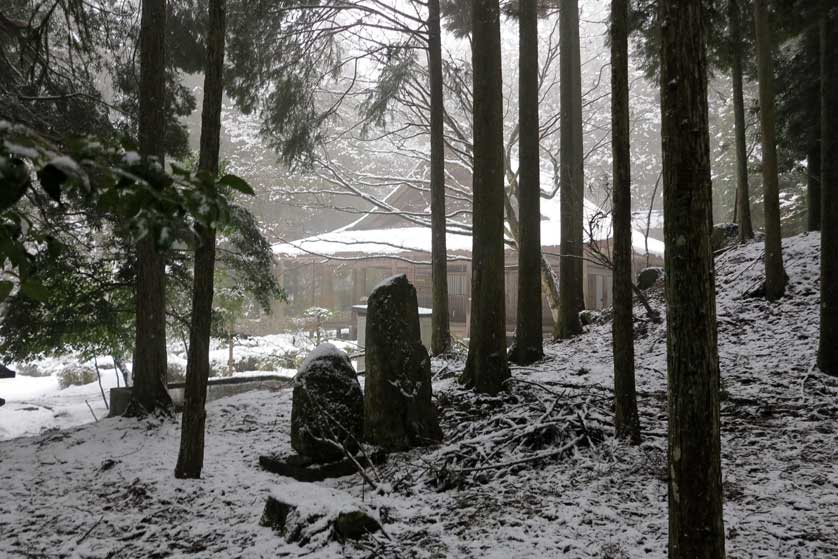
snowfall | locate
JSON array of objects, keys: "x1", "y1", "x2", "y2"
[{"x1": 0, "y1": 232, "x2": 836, "y2": 558}]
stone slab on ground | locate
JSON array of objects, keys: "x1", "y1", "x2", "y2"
[
  {"x1": 260, "y1": 481, "x2": 382, "y2": 546},
  {"x1": 259, "y1": 452, "x2": 386, "y2": 482}
]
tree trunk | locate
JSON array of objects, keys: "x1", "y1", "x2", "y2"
[
  {"x1": 509, "y1": 0, "x2": 543, "y2": 366},
  {"x1": 808, "y1": 128, "x2": 822, "y2": 232},
  {"x1": 818, "y1": 4, "x2": 838, "y2": 375},
  {"x1": 227, "y1": 334, "x2": 235, "y2": 374},
  {"x1": 609, "y1": 0, "x2": 640, "y2": 444},
  {"x1": 462, "y1": 0, "x2": 509, "y2": 395},
  {"x1": 659, "y1": 1, "x2": 726, "y2": 557},
  {"x1": 807, "y1": 23, "x2": 822, "y2": 233},
  {"x1": 729, "y1": 0, "x2": 754, "y2": 242},
  {"x1": 428, "y1": 0, "x2": 451, "y2": 356},
  {"x1": 113, "y1": 355, "x2": 130, "y2": 387},
  {"x1": 753, "y1": 0, "x2": 786, "y2": 300},
  {"x1": 175, "y1": 0, "x2": 226, "y2": 479},
  {"x1": 131, "y1": 0, "x2": 172, "y2": 415},
  {"x1": 557, "y1": 0, "x2": 585, "y2": 339},
  {"x1": 504, "y1": 186, "x2": 561, "y2": 329},
  {"x1": 540, "y1": 253, "x2": 560, "y2": 324}
]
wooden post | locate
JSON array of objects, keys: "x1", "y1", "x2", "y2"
[{"x1": 310, "y1": 260, "x2": 316, "y2": 307}]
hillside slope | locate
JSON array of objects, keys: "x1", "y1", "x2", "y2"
[{"x1": 0, "y1": 233, "x2": 835, "y2": 558}]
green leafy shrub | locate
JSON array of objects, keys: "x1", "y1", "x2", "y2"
[
  {"x1": 233, "y1": 355, "x2": 261, "y2": 372},
  {"x1": 18, "y1": 364, "x2": 50, "y2": 377},
  {"x1": 57, "y1": 366, "x2": 97, "y2": 389},
  {"x1": 233, "y1": 352, "x2": 298, "y2": 373}
]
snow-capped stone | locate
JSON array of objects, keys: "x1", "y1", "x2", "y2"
[{"x1": 291, "y1": 343, "x2": 363, "y2": 462}]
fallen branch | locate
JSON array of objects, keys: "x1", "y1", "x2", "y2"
[
  {"x1": 85, "y1": 400, "x2": 99, "y2": 422},
  {"x1": 453, "y1": 435, "x2": 585, "y2": 473},
  {"x1": 93, "y1": 357, "x2": 109, "y2": 411},
  {"x1": 507, "y1": 375, "x2": 666, "y2": 401},
  {"x1": 631, "y1": 282, "x2": 662, "y2": 322},
  {"x1": 75, "y1": 514, "x2": 104, "y2": 545},
  {"x1": 419, "y1": 384, "x2": 606, "y2": 488}
]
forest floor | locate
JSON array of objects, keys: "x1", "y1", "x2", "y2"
[{"x1": 1, "y1": 232, "x2": 836, "y2": 558}]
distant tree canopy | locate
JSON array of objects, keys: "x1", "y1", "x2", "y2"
[
  {"x1": 0, "y1": 1, "x2": 284, "y2": 365},
  {"x1": 0, "y1": 0, "x2": 203, "y2": 156},
  {"x1": 225, "y1": 1, "x2": 348, "y2": 166},
  {"x1": 0, "y1": 1, "x2": 112, "y2": 138},
  {"x1": 632, "y1": 0, "x2": 820, "y2": 176},
  {"x1": 0, "y1": 135, "x2": 280, "y2": 363},
  {"x1": 0, "y1": 235, "x2": 135, "y2": 362},
  {"x1": 629, "y1": 0, "x2": 820, "y2": 230}
]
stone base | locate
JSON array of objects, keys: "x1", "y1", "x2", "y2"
[
  {"x1": 259, "y1": 452, "x2": 386, "y2": 482},
  {"x1": 108, "y1": 387, "x2": 133, "y2": 417},
  {"x1": 260, "y1": 489, "x2": 382, "y2": 545}
]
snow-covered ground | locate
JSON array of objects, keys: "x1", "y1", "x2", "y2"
[
  {"x1": 1, "y1": 233, "x2": 836, "y2": 558},
  {"x1": 0, "y1": 334, "x2": 357, "y2": 441},
  {"x1": 0, "y1": 358, "x2": 123, "y2": 440}
]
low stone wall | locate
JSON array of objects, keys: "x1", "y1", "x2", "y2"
[{"x1": 109, "y1": 374, "x2": 290, "y2": 416}]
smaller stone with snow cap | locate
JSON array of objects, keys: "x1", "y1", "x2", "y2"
[
  {"x1": 363, "y1": 274, "x2": 442, "y2": 450},
  {"x1": 290, "y1": 343, "x2": 364, "y2": 463},
  {"x1": 260, "y1": 481, "x2": 381, "y2": 545}
]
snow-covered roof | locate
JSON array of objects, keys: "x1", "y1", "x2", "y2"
[
  {"x1": 273, "y1": 188, "x2": 665, "y2": 258},
  {"x1": 631, "y1": 209, "x2": 664, "y2": 231}
]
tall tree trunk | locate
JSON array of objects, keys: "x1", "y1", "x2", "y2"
[
  {"x1": 557, "y1": 0, "x2": 585, "y2": 339},
  {"x1": 808, "y1": 127, "x2": 822, "y2": 232},
  {"x1": 729, "y1": 0, "x2": 754, "y2": 242},
  {"x1": 807, "y1": 26, "x2": 822, "y2": 232},
  {"x1": 175, "y1": 0, "x2": 226, "y2": 479},
  {"x1": 428, "y1": 0, "x2": 451, "y2": 356},
  {"x1": 462, "y1": 0, "x2": 509, "y2": 395},
  {"x1": 659, "y1": 1, "x2": 726, "y2": 557},
  {"x1": 228, "y1": 334, "x2": 235, "y2": 373},
  {"x1": 131, "y1": 0, "x2": 172, "y2": 415},
  {"x1": 753, "y1": 0, "x2": 786, "y2": 300},
  {"x1": 610, "y1": 0, "x2": 640, "y2": 444},
  {"x1": 503, "y1": 177, "x2": 560, "y2": 331},
  {"x1": 505, "y1": 187, "x2": 561, "y2": 329},
  {"x1": 818, "y1": 4, "x2": 838, "y2": 375},
  {"x1": 509, "y1": 0, "x2": 543, "y2": 366},
  {"x1": 540, "y1": 253, "x2": 560, "y2": 324},
  {"x1": 113, "y1": 355, "x2": 130, "y2": 386}
]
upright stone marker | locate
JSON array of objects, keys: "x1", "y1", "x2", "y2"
[
  {"x1": 0, "y1": 364, "x2": 15, "y2": 379},
  {"x1": 364, "y1": 274, "x2": 442, "y2": 450},
  {"x1": 291, "y1": 343, "x2": 364, "y2": 463}
]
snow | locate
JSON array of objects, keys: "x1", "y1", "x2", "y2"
[
  {"x1": 121, "y1": 151, "x2": 141, "y2": 165},
  {"x1": 296, "y1": 341, "x2": 348, "y2": 372},
  {"x1": 0, "y1": 333, "x2": 326, "y2": 440},
  {"x1": 269, "y1": 480, "x2": 376, "y2": 519},
  {"x1": 3, "y1": 140, "x2": 40, "y2": 159},
  {"x1": 0, "y1": 360, "x2": 121, "y2": 440},
  {"x1": 273, "y1": 187, "x2": 666, "y2": 259},
  {"x1": 631, "y1": 209, "x2": 664, "y2": 231},
  {"x1": 47, "y1": 155, "x2": 81, "y2": 175},
  {"x1": 1, "y1": 233, "x2": 836, "y2": 557},
  {"x1": 273, "y1": 225, "x2": 474, "y2": 257},
  {"x1": 273, "y1": 221, "x2": 664, "y2": 259}
]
